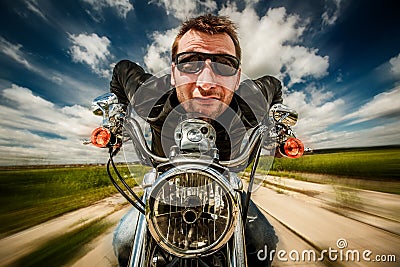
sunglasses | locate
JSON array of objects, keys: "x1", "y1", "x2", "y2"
[{"x1": 174, "y1": 52, "x2": 240, "y2": 76}]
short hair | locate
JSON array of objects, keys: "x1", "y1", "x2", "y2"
[{"x1": 171, "y1": 14, "x2": 241, "y2": 62}]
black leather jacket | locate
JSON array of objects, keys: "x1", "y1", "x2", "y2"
[{"x1": 110, "y1": 60, "x2": 283, "y2": 160}]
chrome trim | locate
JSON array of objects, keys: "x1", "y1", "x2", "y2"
[
  {"x1": 231, "y1": 194, "x2": 247, "y2": 267},
  {"x1": 129, "y1": 190, "x2": 149, "y2": 267},
  {"x1": 269, "y1": 103, "x2": 298, "y2": 126},
  {"x1": 229, "y1": 172, "x2": 243, "y2": 191},
  {"x1": 146, "y1": 164, "x2": 238, "y2": 258},
  {"x1": 91, "y1": 92, "x2": 119, "y2": 127},
  {"x1": 219, "y1": 124, "x2": 268, "y2": 171},
  {"x1": 142, "y1": 168, "x2": 157, "y2": 188},
  {"x1": 174, "y1": 119, "x2": 217, "y2": 153},
  {"x1": 124, "y1": 117, "x2": 169, "y2": 165},
  {"x1": 124, "y1": 116, "x2": 269, "y2": 172}
]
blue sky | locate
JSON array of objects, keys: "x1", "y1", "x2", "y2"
[{"x1": 0, "y1": 0, "x2": 399, "y2": 165}]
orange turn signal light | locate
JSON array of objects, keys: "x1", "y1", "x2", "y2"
[
  {"x1": 283, "y1": 137, "x2": 304, "y2": 158},
  {"x1": 91, "y1": 127, "x2": 111, "y2": 148}
]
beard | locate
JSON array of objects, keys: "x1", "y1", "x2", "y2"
[{"x1": 181, "y1": 98, "x2": 229, "y2": 119}]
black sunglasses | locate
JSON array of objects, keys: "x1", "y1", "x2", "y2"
[{"x1": 174, "y1": 52, "x2": 240, "y2": 76}]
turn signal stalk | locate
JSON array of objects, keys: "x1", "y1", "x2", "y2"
[
  {"x1": 91, "y1": 127, "x2": 113, "y2": 148},
  {"x1": 281, "y1": 137, "x2": 304, "y2": 158}
]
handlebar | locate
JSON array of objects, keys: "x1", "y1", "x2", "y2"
[
  {"x1": 87, "y1": 93, "x2": 304, "y2": 169},
  {"x1": 123, "y1": 116, "x2": 270, "y2": 172}
]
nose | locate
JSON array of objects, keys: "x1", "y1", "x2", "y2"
[{"x1": 196, "y1": 59, "x2": 216, "y2": 90}]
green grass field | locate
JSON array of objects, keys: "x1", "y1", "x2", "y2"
[
  {"x1": 1, "y1": 148, "x2": 399, "y2": 237},
  {"x1": 269, "y1": 148, "x2": 400, "y2": 180},
  {"x1": 255, "y1": 148, "x2": 400, "y2": 194},
  {"x1": 1, "y1": 148, "x2": 399, "y2": 265},
  {"x1": 0, "y1": 165, "x2": 147, "y2": 237}
]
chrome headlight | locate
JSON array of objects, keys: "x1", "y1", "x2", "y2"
[{"x1": 146, "y1": 165, "x2": 238, "y2": 257}]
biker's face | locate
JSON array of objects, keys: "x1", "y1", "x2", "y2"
[{"x1": 171, "y1": 30, "x2": 241, "y2": 119}]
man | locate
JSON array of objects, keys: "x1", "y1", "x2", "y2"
[{"x1": 111, "y1": 14, "x2": 282, "y2": 266}]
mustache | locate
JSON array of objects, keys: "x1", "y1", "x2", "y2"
[{"x1": 195, "y1": 87, "x2": 223, "y2": 98}]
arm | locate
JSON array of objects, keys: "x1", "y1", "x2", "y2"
[
  {"x1": 253, "y1": 75, "x2": 283, "y2": 106},
  {"x1": 109, "y1": 60, "x2": 172, "y2": 116},
  {"x1": 253, "y1": 76, "x2": 287, "y2": 158},
  {"x1": 235, "y1": 75, "x2": 283, "y2": 128},
  {"x1": 110, "y1": 60, "x2": 152, "y2": 105}
]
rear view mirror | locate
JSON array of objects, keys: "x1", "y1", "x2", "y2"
[
  {"x1": 269, "y1": 104, "x2": 298, "y2": 126},
  {"x1": 91, "y1": 93, "x2": 119, "y2": 116}
]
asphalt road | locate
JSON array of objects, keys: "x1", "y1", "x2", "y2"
[
  {"x1": 251, "y1": 178, "x2": 399, "y2": 267},
  {"x1": 1, "y1": 177, "x2": 399, "y2": 267},
  {"x1": 0, "y1": 194, "x2": 128, "y2": 267},
  {"x1": 64, "y1": 177, "x2": 400, "y2": 267}
]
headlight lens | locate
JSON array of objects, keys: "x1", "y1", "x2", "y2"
[{"x1": 146, "y1": 167, "x2": 238, "y2": 257}]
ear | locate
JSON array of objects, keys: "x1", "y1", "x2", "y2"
[{"x1": 170, "y1": 63, "x2": 176, "y2": 87}]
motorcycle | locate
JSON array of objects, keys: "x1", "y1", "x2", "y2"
[{"x1": 86, "y1": 73, "x2": 304, "y2": 267}]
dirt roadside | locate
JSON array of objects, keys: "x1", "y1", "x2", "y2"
[
  {"x1": 2, "y1": 177, "x2": 398, "y2": 267},
  {"x1": 75, "y1": 177, "x2": 400, "y2": 267},
  {"x1": 0, "y1": 194, "x2": 131, "y2": 267},
  {"x1": 69, "y1": 205, "x2": 132, "y2": 267}
]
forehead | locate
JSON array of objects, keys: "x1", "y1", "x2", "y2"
[{"x1": 177, "y1": 29, "x2": 236, "y2": 56}]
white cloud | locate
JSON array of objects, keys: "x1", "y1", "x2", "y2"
[
  {"x1": 1, "y1": 85, "x2": 98, "y2": 138},
  {"x1": 49, "y1": 72, "x2": 106, "y2": 105},
  {"x1": 284, "y1": 84, "x2": 400, "y2": 149},
  {"x1": 0, "y1": 84, "x2": 108, "y2": 165},
  {"x1": 69, "y1": 33, "x2": 113, "y2": 78},
  {"x1": 344, "y1": 86, "x2": 400, "y2": 124},
  {"x1": 305, "y1": 83, "x2": 334, "y2": 106},
  {"x1": 82, "y1": 0, "x2": 133, "y2": 18},
  {"x1": 389, "y1": 53, "x2": 400, "y2": 77},
  {"x1": 321, "y1": 0, "x2": 342, "y2": 26},
  {"x1": 144, "y1": 28, "x2": 178, "y2": 73},
  {"x1": 219, "y1": 6, "x2": 329, "y2": 84},
  {"x1": 372, "y1": 53, "x2": 400, "y2": 84},
  {"x1": 280, "y1": 46, "x2": 329, "y2": 85},
  {"x1": 143, "y1": 5, "x2": 330, "y2": 85},
  {"x1": 0, "y1": 37, "x2": 34, "y2": 71},
  {"x1": 305, "y1": 121, "x2": 400, "y2": 149},
  {"x1": 284, "y1": 89, "x2": 346, "y2": 141},
  {"x1": 0, "y1": 37, "x2": 104, "y2": 105},
  {"x1": 151, "y1": 0, "x2": 217, "y2": 21},
  {"x1": 25, "y1": 0, "x2": 48, "y2": 21},
  {"x1": 244, "y1": 0, "x2": 260, "y2": 5}
]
